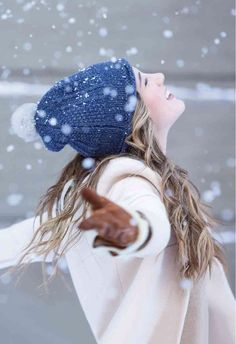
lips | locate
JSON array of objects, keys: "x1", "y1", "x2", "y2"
[
  {"x1": 165, "y1": 89, "x2": 175, "y2": 100},
  {"x1": 167, "y1": 93, "x2": 175, "y2": 100}
]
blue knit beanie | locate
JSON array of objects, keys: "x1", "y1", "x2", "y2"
[{"x1": 11, "y1": 57, "x2": 137, "y2": 158}]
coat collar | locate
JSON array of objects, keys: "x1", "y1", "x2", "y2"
[
  {"x1": 96, "y1": 156, "x2": 162, "y2": 196},
  {"x1": 56, "y1": 156, "x2": 162, "y2": 214}
]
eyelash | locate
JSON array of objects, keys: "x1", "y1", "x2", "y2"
[{"x1": 144, "y1": 78, "x2": 148, "y2": 86}]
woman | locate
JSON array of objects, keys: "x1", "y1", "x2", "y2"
[{"x1": 1, "y1": 58, "x2": 235, "y2": 343}]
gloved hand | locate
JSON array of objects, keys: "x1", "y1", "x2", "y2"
[{"x1": 79, "y1": 186, "x2": 139, "y2": 250}]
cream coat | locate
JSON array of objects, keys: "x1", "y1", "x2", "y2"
[{"x1": 0, "y1": 156, "x2": 235, "y2": 343}]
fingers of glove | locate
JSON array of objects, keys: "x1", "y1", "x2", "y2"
[
  {"x1": 96, "y1": 212, "x2": 138, "y2": 246},
  {"x1": 93, "y1": 212, "x2": 119, "y2": 241},
  {"x1": 79, "y1": 216, "x2": 106, "y2": 231},
  {"x1": 80, "y1": 187, "x2": 113, "y2": 210},
  {"x1": 80, "y1": 214, "x2": 118, "y2": 240},
  {"x1": 79, "y1": 206, "x2": 139, "y2": 246},
  {"x1": 102, "y1": 209, "x2": 139, "y2": 242},
  {"x1": 79, "y1": 215, "x2": 121, "y2": 247}
]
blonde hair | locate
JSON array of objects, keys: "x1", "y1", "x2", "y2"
[{"x1": 7, "y1": 91, "x2": 228, "y2": 292}]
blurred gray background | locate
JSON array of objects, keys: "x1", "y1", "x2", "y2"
[{"x1": 0, "y1": 0, "x2": 235, "y2": 343}]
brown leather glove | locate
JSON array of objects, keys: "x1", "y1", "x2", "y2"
[{"x1": 79, "y1": 186, "x2": 139, "y2": 252}]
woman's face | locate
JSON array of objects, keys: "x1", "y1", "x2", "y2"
[{"x1": 132, "y1": 66, "x2": 186, "y2": 131}]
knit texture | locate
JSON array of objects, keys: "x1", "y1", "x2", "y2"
[{"x1": 34, "y1": 57, "x2": 137, "y2": 157}]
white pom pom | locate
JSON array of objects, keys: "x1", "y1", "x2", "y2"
[{"x1": 11, "y1": 103, "x2": 40, "y2": 142}]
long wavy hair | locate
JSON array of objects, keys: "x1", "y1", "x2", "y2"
[{"x1": 7, "y1": 91, "x2": 228, "y2": 292}]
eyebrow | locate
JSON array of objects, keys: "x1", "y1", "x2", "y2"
[{"x1": 138, "y1": 71, "x2": 142, "y2": 87}]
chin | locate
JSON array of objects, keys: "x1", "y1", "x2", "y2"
[{"x1": 174, "y1": 98, "x2": 186, "y2": 114}]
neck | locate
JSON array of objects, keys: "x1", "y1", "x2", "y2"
[{"x1": 153, "y1": 126, "x2": 169, "y2": 155}]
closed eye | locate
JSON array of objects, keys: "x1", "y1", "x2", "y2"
[{"x1": 139, "y1": 71, "x2": 148, "y2": 88}]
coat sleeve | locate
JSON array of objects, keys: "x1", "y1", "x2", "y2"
[
  {"x1": 207, "y1": 257, "x2": 236, "y2": 344},
  {"x1": 92, "y1": 176, "x2": 172, "y2": 258},
  {"x1": 0, "y1": 214, "x2": 55, "y2": 270}
]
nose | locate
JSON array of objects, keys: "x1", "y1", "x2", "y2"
[{"x1": 156, "y1": 73, "x2": 165, "y2": 85}]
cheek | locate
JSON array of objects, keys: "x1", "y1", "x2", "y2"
[
  {"x1": 144, "y1": 93, "x2": 165, "y2": 112},
  {"x1": 144, "y1": 96, "x2": 185, "y2": 128},
  {"x1": 145, "y1": 95, "x2": 171, "y2": 122}
]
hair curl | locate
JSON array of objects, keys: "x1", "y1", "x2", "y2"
[{"x1": 6, "y1": 91, "x2": 228, "y2": 292}]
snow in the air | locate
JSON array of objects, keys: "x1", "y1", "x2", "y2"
[
  {"x1": 81, "y1": 157, "x2": 96, "y2": 170},
  {"x1": 163, "y1": 30, "x2": 173, "y2": 38},
  {"x1": 0, "y1": 0, "x2": 234, "y2": 296},
  {"x1": 99, "y1": 27, "x2": 108, "y2": 37},
  {"x1": 7, "y1": 193, "x2": 24, "y2": 206},
  {"x1": 61, "y1": 124, "x2": 72, "y2": 135}
]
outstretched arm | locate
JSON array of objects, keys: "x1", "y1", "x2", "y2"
[
  {"x1": 0, "y1": 214, "x2": 55, "y2": 270},
  {"x1": 79, "y1": 175, "x2": 172, "y2": 258}
]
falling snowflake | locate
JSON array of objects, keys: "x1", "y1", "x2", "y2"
[
  {"x1": 124, "y1": 95, "x2": 137, "y2": 112},
  {"x1": 201, "y1": 46, "x2": 208, "y2": 57},
  {"x1": 61, "y1": 124, "x2": 72, "y2": 135},
  {"x1": 99, "y1": 47, "x2": 114, "y2": 57},
  {"x1": 49, "y1": 117, "x2": 57, "y2": 126},
  {"x1": 68, "y1": 17, "x2": 76, "y2": 24},
  {"x1": 214, "y1": 38, "x2": 220, "y2": 45},
  {"x1": 22, "y1": 68, "x2": 31, "y2": 76},
  {"x1": 37, "y1": 109, "x2": 46, "y2": 118},
  {"x1": 115, "y1": 114, "x2": 123, "y2": 122},
  {"x1": 99, "y1": 27, "x2": 108, "y2": 37},
  {"x1": 23, "y1": 42, "x2": 32, "y2": 51},
  {"x1": 220, "y1": 209, "x2": 234, "y2": 222},
  {"x1": 163, "y1": 30, "x2": 173, "y2": 38},
  {"x1": 220, "y1": 31, "x2": 227, "y2": 38},
  {"x1": 43, "y1": 135, "x2": 51, "y2": 143},
  {"x1": 65, "y1": 46, "x2": 73, "y2": 53},
  {"x1": 103, "y1": 86, "x2": 117, "y2": 97},
  {"x1": 22, "y1": 1, "x2": 36, "y2": 12},
  {"x1": 125, "y1": 84, "x2": 135, "y2": 94},
  {"x1": 81, "y1": 157, "x2": 96, "y2": 169},
  {"x1": 96, "y1": 6, "x2": 108, "y2": 19},
  {"x1": 202, "y1": 190, "x2": 215, "y2": 203},
  {"x1": 179, "y1": 277, "x2": 193, "y2": 290},
  {"x1": 56, "y1": 3, "x2": 65, "y2": 12},
  {"x1": 26, "y1": 164, "x2": 32, "y2": 170},
  {"x1": 210, "y1": 180, "x2": 221, "y2": 197},
  {"x1": 126, "y1": 47, "x2": 138, "y2": 56},
  {"x1": 6, "y1": 145, "x2": 15, "y2": 152},
  {"x1": 230, "y1": 8, "x2": 236, "y2": 16},
  {"x1": 6, "y1": 193, "x2": 24, "y2": 206},
  {"x1": 1, "y1": 9, "x2": 12, "y2": 20},
  {"x1": 34, "y1": 142, "x2": 43, "y2": 149},
  {"x1": 176, "y1": 59, "x2": 185, "y2": 68},
  {"x1": 164, "y1": 188, "x2": 173, "y2": 197},
  {"x1": 103, "y1": 87, "x2": 110, "y2": 95}
]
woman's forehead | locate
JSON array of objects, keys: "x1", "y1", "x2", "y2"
[{"x1": 132, "y1": 66, "x2": 140, "y2": 73}]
